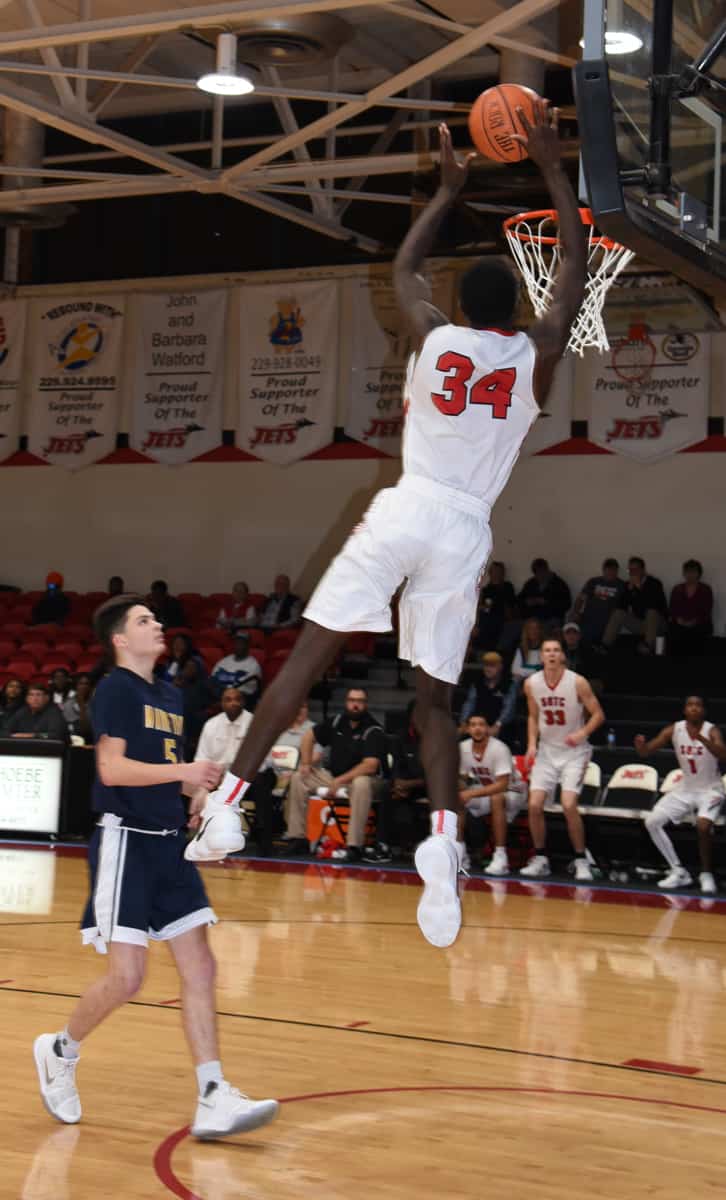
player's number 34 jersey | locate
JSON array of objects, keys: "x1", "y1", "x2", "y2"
[{"x1": 403, "y1": 324, "x2": 539, "y2": 509}]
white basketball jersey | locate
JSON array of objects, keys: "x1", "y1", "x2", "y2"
[
  {"x1": 403, "y1": 324, "x2": 539, "y2": 508},
  {"x1": 459, "y1": 736, "x2": 525, "y2": 797},
  {"x1": 529, "y1": 669, "x2": 585, "y2": 748},
  {"x1": 672, "y1": 721, "x2": 724, "y2": 793}
]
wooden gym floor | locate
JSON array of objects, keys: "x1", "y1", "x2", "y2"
[{"x1": 4, "y1": 843, "x2": 726, "y2": 1199}]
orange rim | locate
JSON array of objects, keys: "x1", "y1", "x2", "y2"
[{"x1": 502, "y1": 207, "x2": 620, "y2": 250}]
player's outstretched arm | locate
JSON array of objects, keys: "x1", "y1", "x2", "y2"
[
  {"x1": 572, "y1": 676, "x2": 605, "y2": 744},
  {"x1": 695, "y1": 726, "x2": 726, "y2": 762},
  {"x1": 634, "y1": 725, "x2": 673, "y2": 756},
  {"x1": 393, "y1": 123, "x2": 474, "y2": 340},
  {"x1": 97, "y1": 734, "x2": 221, "y2": 791},
  {"x1": 512, "y1": 99, "x2": 586, "y2": 407}
]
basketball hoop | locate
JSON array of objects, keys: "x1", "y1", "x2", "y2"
[{"x1": 503, "y1": 208, "x2": 635, "y2": 355}]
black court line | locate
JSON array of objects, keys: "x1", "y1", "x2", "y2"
[{"x1": 4, "y1": 982, "x2": 726, "y2": 1091}]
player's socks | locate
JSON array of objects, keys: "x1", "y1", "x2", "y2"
[
  {"x1": 54, "y1": 1030, "x2": 80, "y2": 1061},
  {"x1": 430, "y1": 808, "x2": 457, "y2": 840},
  {"x1": 184, "y1": 774, "x2": 248, "y2": 862},
  {"x1": 196, "y1": 1060, "x2": 223, "y2": 1095}
]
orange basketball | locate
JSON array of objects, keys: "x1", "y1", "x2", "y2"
[{"x1": 468, "y1": 83, "x2": 541, "y2": 163}]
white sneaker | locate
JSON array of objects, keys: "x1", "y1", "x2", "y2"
[
  {"x1": 191, "y1": 1080, "x2": 279, "y2": 1140},
  {"x1": 699, "y1": 871, "x2": 717, "y2": 895},
  {"x1": 574, "y1": 858, "x2": 594, "y2": 882},
  {"x1": 414, "y1": 834, "x2": 462, "y2": 948},
  {"x1": 520, "y1": 854, "x2": 551, "y2": 878},
  {"x1": 455, "y1": 841, "x2": 470, "y2": 874},
  {"x1": 185, "y1": 801, "x2": 246, "y2": 862},
  {"x1": 658, "y1": 866, "x2": 693, "y2": 890},
  {"x1": 484, "y1": 848, "x2": 510, "y2": 876},
  {"x1": 33, "y1": 1034, "x2": 81, "y2": 1124}
]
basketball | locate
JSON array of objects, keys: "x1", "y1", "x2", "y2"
[{"x1": 468, "y1": 83, "x2": 541, "y2": 163}]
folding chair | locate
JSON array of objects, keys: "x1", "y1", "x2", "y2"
[
  {"x1": 580, "y1": 761, "x2": 602, "y2": 806},
  {"x1": 602, "y1": 763, "x2": 659, "y2": 814},
  {"x1": 660, "y1": 768, "x2": 683, "y2": 795}
]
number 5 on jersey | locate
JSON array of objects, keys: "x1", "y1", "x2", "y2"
[{"x1": 431, "y1": 351, "x2": 515, "y2": 419}]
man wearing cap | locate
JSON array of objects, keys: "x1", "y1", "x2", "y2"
[
  {"x1": 31, "y1": 572, "x2": 71, "y2": 626},
  {"x1": 459, "y1": 650, "x2": 517, "y2": 740},
  {"x1": 563, "y1": 621, "x2": 599, "y2": 682}
]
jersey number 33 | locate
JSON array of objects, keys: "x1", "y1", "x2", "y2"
[{"x1": 431, "y1": 351, "x2": 515, "y2": 420}]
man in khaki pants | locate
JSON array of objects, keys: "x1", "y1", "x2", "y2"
[{"x1": 284, "y1": 688, "x2": 385, "y2": 862}]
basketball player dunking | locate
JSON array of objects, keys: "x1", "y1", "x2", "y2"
[
  {"x1": 634, "y1": 696, "x2": 726, "y2": 893},
  {"x1": 522, "y1": 637, "x2": 604, "y2": 880},
  {"x1": 187, "y1": 100, "x2": 587, "y2": 948}
]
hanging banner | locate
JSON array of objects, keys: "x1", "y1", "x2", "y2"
[
  {"x1": 238, "y1": 280, "x2": 339, "y2": 465},
  {"x1": 343, "y1": 268, "x2": 454, "y2": 455},
  {"x1": 0, "y1": 300, "x2": 26, "y2": 462},
  {"x1": 131, "y1": 289, "x2": 227, "y2": 464},
  {"x1": 524, "y1": 353, "x2": 573, "y2": 454},
  {"x1": 26, "y1": 296, "x2": 124, "y2": 468},
  {"x1": 586, "y1": 330, "x2": 709, "y2": 462}
]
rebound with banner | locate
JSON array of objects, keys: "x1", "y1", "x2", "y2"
[
  {"x1": 0, "y1": 300, "x2": 26, "y2": 463},
  {"x1": 586, "y1": 330, "x2": 709, "y2": 462},
  {"x1": 238, "y1": 280, "x2": 339, "y2": 465},
  {"x1": 26, "y1": 296, "x2": 124, "y2": 468},
  {"x1": 343, "y1": 268, "x2": 454, "y2": 455},
  {"x1": 131, "y1": 289, "x2": 226, "y2": 464}
]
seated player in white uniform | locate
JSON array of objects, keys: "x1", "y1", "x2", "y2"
[
  {"x1": 186, "y1": 105, "x2": 587, "y2": 951},
  {"x1": 457, "y1": 714, "x2": 526, "y2": 875},
  {"x1": 521, "y1": 637, "x2": 604, "y2": 881},
  {"x1": 634, "y1": 695, "x2": 726, "y2": 894}
]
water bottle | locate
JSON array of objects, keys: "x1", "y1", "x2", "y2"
[{"x1": 607, "y1": 728, "x2": 616, "y2": 749}]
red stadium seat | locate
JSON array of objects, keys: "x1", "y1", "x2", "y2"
[
  {"x1": 206, "y1": 593, "x2": 233, "y2": 608},
  {"x1": 249, "y1": 648, "x2": 267, "y2": 668},
  {"x1": 179, "y1": 593, "x2": 204, "y2": 610},
  {"x1": 247, "y1": 629, "x2": 266, "y2": 649},
  {"x1": 196, "y1": 628, "x2": 229, "y2": 649},
  {"x1": 40, "y1": 657, "x2": 76, "y2": 674},
  {"x1": 345, "y1": 633, "x2": 376, "y2": 657},
  {"x1": 21, "y1": 629, "x2": 54, "y2": 645},
  {"x1": 76, "y1": 655, "x2": 100, "y2": 673},
  {"x1": 263, "y1": 649, "x2": 289, "y2": 684},
  {"x1": 166, "y1": 626, "x2": 194, "y2": 640},
  {"x1": 0, "y1": 624, "x2": 25, "y2": 643},
  {"x1": 20, "y1": 591, "x2": 44, "y2": 604},
  {"x1": 84, "y1": 592, "x2": 108, "y2": 605},
  {"x1": 6, "y1": 660, "x2": 35, "y2": 681},
  {"x1": 12, "y1": 605, "x2": 33, "y2": 623},
  {"x1": 248, "y1": 593, "x2": 266, "y2": 611},
  {"x1": 0, "y1": 639, "x2": 16, "y2": 662},
  {"x1": 55, "y1": 641, "x2": 84, "y2": 663},
  {"x1": 15, "y1": 646, "x2": 44, "y2": 665},
  {"x1": 198, "y1": 646, "x2": 222, "y2": 674},
  {"x1": 63, "y1": 625, "x2": 94, "y2": 645},
  {"x1": 266, "y1": 629, "x2": 300, "y2": 653}
]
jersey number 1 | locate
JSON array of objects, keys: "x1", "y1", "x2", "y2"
[{"x1": 431, "y1": 352, "x2": 515, "y2": 419}]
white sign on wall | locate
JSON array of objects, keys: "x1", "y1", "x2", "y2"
[
  {"x1": 26, "y1": 296, "x2": 124, "y2": 468},
  {"x1": 131, "y1": 289, "x2": 226, "y2": 464},
  {"x1": 0, "y1": 300, "x2": 26, "y2": 463},
  {"x1": 238, "y1": 280, "x2": 339, "y2": 465},
  {"x1": 0, "y1": 755, "x2": 63, "y2": 834},
  {"x1": 586, "y1": 331, "x2": 709, "y2": 462},
  {"x1": 0, "y1": 848, "x2": 56, "y2": 914}
]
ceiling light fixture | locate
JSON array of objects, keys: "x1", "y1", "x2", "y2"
[
  {"x1": 197, "y1": 33, "x2": 255, "y2": 96},
  {"x1": 579, "y1": 30, "x2": 643, "y2": 55}
]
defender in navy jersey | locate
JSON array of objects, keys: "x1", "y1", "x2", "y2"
[{"x1": 33, "y1": 594, "x2": 278, "y2": 1141}]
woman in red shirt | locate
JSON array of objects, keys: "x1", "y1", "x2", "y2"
[{"x1": 668, "y1": 559, "x2": 713, "y2": 655}]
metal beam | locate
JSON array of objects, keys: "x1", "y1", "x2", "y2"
[
  {"x1": 222, "y1": 186, "x2": 382, "y2": 252},
  {"x1": 387, "y1": 5, "x2": 577, "y2": 68},
  {"x1": 90, "y1": 36, "x2": 159, "y2": 117},
  {"x1": 221, "y1": 0, "x2": 563, "y2": 181},
  {"x1": 0, "y1": 0, "x2": 400, "y2": 54},
  {"x1": 76, "y1": 0, "x2": 90, "y2": 111},
  {"x1": 0, "y1": 76, "x2": 212, "y2": 181},
  {"x1": 19, "y1": 0, "x2": 80, "y2": 110},
  {"x1": 336, "y1": 107, "x2": 409, "y2": 217},
  {"x1": 0, "y1": 176, "x2": 195, "y2": 207},
  {"x1": 262, "y1": 65, "x2": 328, "y2": 217}
]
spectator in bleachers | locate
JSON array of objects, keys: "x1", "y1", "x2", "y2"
[
  {"x1": 108, "y1": 576, "x2": 124, "y2": 597},
  {"x1": 365, "y1": 700, "x2": 425, "y2": 864},
  {"x1": 459, "y1": 651, "x2": 517, "y2": 740},
  {"x1": 602, "y1": 555, "x2": 667, "y2": 654},
  {"x1": 285, "y1": 687, "x2": 385, "y2": 861},
  {"x1": 31, "y1": 571, "x2": 70, "y2": 626},
  {"x1": 217, "y1": 581, "x2": 258, "y2": 632},
  {"x1": 157, "y1": 633, "x2": 205, "y2": 685},
  {"x1": 668, "y1": 559, "x2": 713, "y2": 656},
  {"x1": 149, "y1": 579, "x2": 186, "y2": 629},
  {"x1": 62, "y1": 673, "x2": 94, "y2": 742},
  {"x1": 517, "y1": 559, "x2": 571, "y2": 629},
  {"x1": 249, "y1": 701, "x2": 321, "y2": 856},
  {"x1": 457, "y1": 714, "x2": 527, "y2": 875},
  {"x1": 475, "y1": 562, "x2": 516, "y2": 650},
  {"x1": 211, "y1": 633, "x2": 262, "y2": 706},
  {"x1": 174, "y1": 658, "x2": 213, "y2": 758},
  {"x1": 51, "y1": 667, "x2": 75, "y2": 707},
  {"x1": 0, "y1": 677, "x2": 26, "y2": 734},
  {"x1": 195, "y1": 686, "x2": 252, "y2": 771},
  {"x1": 511, "y1": 618, "x2": 544, "y2": 683},
  {"x1": 572, "y1": 558, "x2": 626, "y2": 646},
  {"x1": 562, "y1": 622, "x2": 600, "y2": 684},
  {"x1": 7, "y1": 682, "x2": 69, "y2": 742},
  {"x1": 260, "y1": 574, "x2": 302, "y2": 630}
]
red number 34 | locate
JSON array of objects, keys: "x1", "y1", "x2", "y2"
[{"x1": 431, "y1": 351, "x2": 515, "y2": 419}]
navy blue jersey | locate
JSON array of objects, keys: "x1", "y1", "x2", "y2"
[{"x1": 91, "y1": 667, "x2": 186, "y2": 831}]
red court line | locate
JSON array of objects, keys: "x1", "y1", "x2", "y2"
[
  {"x1": 623, "y1": 1059, "x2": 702, "y2": 1076},
  {"x1": 345, "y1": 1020, "x2": 370, "y2": 1029},
  {"x1": 160, "y1": 998, "x2": 181, "y2": 1007},
  {"x1": 0, "y1": 979, "x2": 13, "y2": 985},
  {"x1": 153, "y1": 1085, "x2": 726, "y2": 1200}
]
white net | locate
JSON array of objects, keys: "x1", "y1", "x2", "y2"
[{"x1": 504, "y1": 211, "x2": 636, "y2": 356}]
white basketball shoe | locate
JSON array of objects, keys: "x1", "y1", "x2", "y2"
[
  {"x1": 520, "y1": 854, "x2": 551, "y2": 878},
  {"x1": 658, "y1": 866, "x2": 693, "y2": 890},
  {"x1": 191, "y1": 1081, "x2": 279, "y2": 1140},
  {"x1": 484, "y1": 847, "x2": 510, "y2": 876},
  {"x1": 33, "y1": 1034, "x2": 81, "y2": 1124},
  {"x1": 185, "y1": 797, "x2": 246, "y2": 862},
  {"x1": 414, "y1": 834, "x2": 462, "y2": 948}
]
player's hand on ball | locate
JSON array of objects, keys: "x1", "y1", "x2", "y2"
[
  {"x1": 438, "y1": 122, "x2": 475, "y2": 194},
  {"x1": 183, "y1": 760, "x2": 223, "y2": 790},
  {"x1": 511, "y1": 98, "x2": 561, "y2": 171}
]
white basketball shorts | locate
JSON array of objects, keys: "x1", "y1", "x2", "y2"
[
  {"x1": 466, "y1": 789, "x2": 526, "y2": 822},
  {"x1": 529, "y1": 743, "x2": 592, "y2": 798},
  {"x1": 304, "y1": 473, "x2": 492, "y2": 685},
  {"x1": 652, "y1": 786, "x2": 724, "y2": 825}
]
